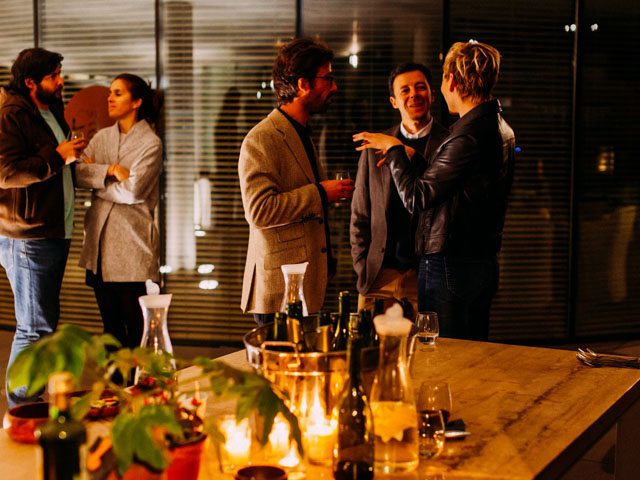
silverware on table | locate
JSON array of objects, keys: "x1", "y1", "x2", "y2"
[{"x1": 576, "y1": 348, "x2": 640, "y2": 369}]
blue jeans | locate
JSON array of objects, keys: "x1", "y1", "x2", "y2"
[
  {"x1": 418, "y1": 253, "x2": 499, "y2": 341},
  {"x1": 0, "y1": 236, "x2": 70, "y2": 407}
]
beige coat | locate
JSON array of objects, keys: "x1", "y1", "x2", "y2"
[
  {"x1": 75, "y1": 120, "x2": 162, "y2": 282},
  {"x1": 239, "y1": 109, "x2": 329, "y2": 314}
]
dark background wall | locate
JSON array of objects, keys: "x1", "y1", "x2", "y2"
[{"x1": 0, "y1": 0, "x2": 637, "y2": 345}]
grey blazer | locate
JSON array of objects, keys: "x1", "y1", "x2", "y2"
[
  {"x1": 350, "y1": 120, "x2": 449, "y2": 295},
  {"x1": 75, "y1": 120, "x2": 162, "y2": 282},
  {"x1": 239, "y1": 109, "x2": 329, "y2": 314}
]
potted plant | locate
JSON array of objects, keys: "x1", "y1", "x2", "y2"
[{"x1": 7, "y1": 324, "x2": 302, "y2": 479}]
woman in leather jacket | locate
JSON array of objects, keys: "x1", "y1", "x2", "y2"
[{"x1": 353, "y1": 41, "x2": 515, "y2": 341}]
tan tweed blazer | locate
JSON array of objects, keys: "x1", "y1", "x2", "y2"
[{"x1": 239, "y1": 109, "x2": 329, "y2": 314}]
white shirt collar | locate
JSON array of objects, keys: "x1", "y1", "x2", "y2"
[{"x1": 400, "y1": 117, "x2": 433, "y2": 140}]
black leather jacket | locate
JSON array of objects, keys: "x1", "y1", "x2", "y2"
[{"x1": 387, "y1": 99, "x2": 515, "y2": 258}]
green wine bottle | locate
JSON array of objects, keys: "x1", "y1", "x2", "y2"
[
  {"x1": 286, "y1": 301, "x2": 306, "y2": 352},
  {"x1": 333, "y1": 331, "x2": 374, "y2": 479},
  {"x1": 331, "y1": 290, "x2": 350, "y2": 351},
  {"x1": 273, "y1": 311, "x2": 288, "y2": 341},
  {"x1": 37, "y1": 372, "x2": 87, "y2": 480}
]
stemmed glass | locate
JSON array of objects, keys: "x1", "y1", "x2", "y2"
[
  {"x1": 415, "y1": 311, "x2": 439, "y2": 345},
  {"x1": 332, "y1": 171, "x2": 350, "y2": 206},
  {"x1": 416, "y1": 382, "x2": 452, "y2": 459}
]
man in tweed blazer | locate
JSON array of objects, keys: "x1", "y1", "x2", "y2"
[{"x1": 239, "y1": 37, "x2": 354, "y2": 325}]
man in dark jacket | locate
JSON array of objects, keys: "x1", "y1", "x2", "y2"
[
  {"x1": 350, "y1": 63, "x2": 448, "y2": 317},
  {"x1": 0, "y1": 48, "x2": 86, "y2": 406},
  {"x1": 353, "y1": 41, "x2": 515, "y2": 340}
]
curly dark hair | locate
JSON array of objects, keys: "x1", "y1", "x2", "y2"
[
  {"x1": 9, "y1": 48, "x2": 63, "y2": 96},
  {"x1": 272, "y1": 37, "x2": 334, "y2": 105}
]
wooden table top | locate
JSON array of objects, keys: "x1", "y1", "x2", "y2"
[{"x1": 3, "y1": 338, "x2": 640, "y2": 479}]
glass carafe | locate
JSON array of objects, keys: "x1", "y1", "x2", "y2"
[
  {"x1": 280, "y1": 262, "x2": 309, "y2": 316},
  {"x1": 135, "y1": 292, "x2": 176, "y2": 384},
  {"x1": 369, "y1": 304, "x2": 419, "y2": 473}
]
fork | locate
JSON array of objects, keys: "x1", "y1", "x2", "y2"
[{"x1": 576, "y1": 348, "x2": 640, "y2": 369}]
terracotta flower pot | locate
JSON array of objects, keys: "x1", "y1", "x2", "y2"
[
  {"x1": 166, "y1": 436, "x2": 207, "y2": 480},
  {"x1": 4, "y1": 401, "x2": 49, "y2": 444},
  {"x1": 106, "y1": 462, "x2": 165, "y2": 480}
]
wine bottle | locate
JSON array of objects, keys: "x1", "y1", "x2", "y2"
[
  {"x1": 373, "y1": 298, "x2": 385, "y2": 317},
  {"x1": 358, "y1": 309, "x2": 374, "y2": 347},
  {"x1": 273, "y1": 311, "x2": 288, "y2": 341},
  {"x1": 37, "y1": 372, "x2": 87, "y2": 480},
  {"x1": 286, "y1": 301, "x2": 306, "y2": 352},
  {"x1": 331, "y1": 290, "x2": 350, "y2": 351},
  {"x1": 333, "y1": 331, "x2": 374, "y2": 479},
  {"x1": 318, "y1": 310, "x2": 332, "y2": 327}
]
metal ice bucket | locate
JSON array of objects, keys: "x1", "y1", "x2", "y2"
[{"x1": 243, "y1": 324, "x2": 378, "y2": 414}]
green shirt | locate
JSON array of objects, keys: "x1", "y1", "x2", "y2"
[{"x1": 39, "y1": 108, "x2": 74, "y2": 239}]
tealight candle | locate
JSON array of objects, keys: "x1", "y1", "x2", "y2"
[
  {"x1": 220, "y1": 416, "x2": 251, "y2": 472},
  {"x1": 269, "y1": 416, "x2": 301, "y2": 468},
  {"x1": 305, "y1": 420, "x2": 336, "y2": 464}
]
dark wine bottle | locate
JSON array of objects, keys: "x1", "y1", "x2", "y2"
[
  {"x1": 286, "y1": 301, "x2": 306, "y2": 352},
  {"x1": 373, "y1": 298, "x2": 385, "y2": 317},
  {"x1": 358, "y1": 309, "x2": 374, "y2": 347},
  {"x1": 371, "y1": 298, "x2": 384, "y2": 346},
  {"x1": 37, "y1": 372, "x2": 87, "y2": 480},
  {"x1": 331, "y1": 290, "x2": 350, "y2": 351},
  {"x1": 273, "y1": 311, "x2": 288, "y2": 341},
  {"x1": 318, "y1": 310, "x2": 332, "y2": 327},
  {"x1": 333, "y1": 331, "x2": 374, "y2": 479}
]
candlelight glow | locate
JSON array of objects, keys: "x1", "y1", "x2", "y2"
[{"x1": 219, "y1": 416, "x2": 251, "y2": 472}]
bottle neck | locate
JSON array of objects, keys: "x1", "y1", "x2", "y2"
[
  {"x1": 347, "y1": 336, "x2": 362, "y2": 383},
  {"x1": 50, "y1": 391, "x2": 72, "y2": 420}
]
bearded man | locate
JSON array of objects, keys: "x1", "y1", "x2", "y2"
[{"x1": 0, "y1": 48, "x2": 86, "y2": 406}]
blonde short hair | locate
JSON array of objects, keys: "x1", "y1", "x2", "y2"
[{"x1": 443, "y1": 41, "x2": 501, "y2": 103}]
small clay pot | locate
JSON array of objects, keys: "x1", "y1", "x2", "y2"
[{"x1": 4, "y1": 401, "x2": 49, "y2": 444}]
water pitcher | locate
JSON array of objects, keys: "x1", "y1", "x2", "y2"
[
  {"x1": 369, "y1": 304, "x2": 419, "y2": 473},
  {"x1": 279, "y1": 262, "x2": 309, "y2": 316}
]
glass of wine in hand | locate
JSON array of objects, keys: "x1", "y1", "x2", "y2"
[{"x1": 416, "y1": 382, "x2": 452, "y2": 459}]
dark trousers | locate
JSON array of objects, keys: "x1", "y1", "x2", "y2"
[
  {"x1": 91, "y1": 279, "x2": 146, "y2": 350},
  {"x1": 418, "y1": 253, "x2": 499, "y2": 341}
]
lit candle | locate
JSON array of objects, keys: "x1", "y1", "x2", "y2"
[
  {"x1": 306, "y1": 420, "x2": 336, "y2": 464},
  {"x1": 220, "y1": 417, "x2": 251, "y2": 471},
  {"x1": 302, "y1": 387, "x2": 337, "y2": 465},
  {"x1": 269, "y1": 415, "x2": 301, "y2": 468}
]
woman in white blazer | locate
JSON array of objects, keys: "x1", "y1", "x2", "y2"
[{"x1": 76, "y1": 74, "x2": 162, "y2": 349}]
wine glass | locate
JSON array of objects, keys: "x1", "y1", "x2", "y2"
[
  {"x1": 415, "y1": 311, "x2": 439, "y2": 345},
  {"x1": 334, "y1": 171, "x2": 350, "y2": 181},
  {"x1": 418, "y1": 382, "x2": 452, "y2": 423},
  {"x1": 416, "y1": 409, "x2": 445, "y2": 459},
  {"x1": 70, "y1": 130, "x2": 84, "y2": 141},
  {"x1": 416, "y1": 382, "x2": 451, "y2": 459}
]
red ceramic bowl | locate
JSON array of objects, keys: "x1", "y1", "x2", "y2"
[{"x1": 4, "y1": 401, "x2": 49, "y2": 444}]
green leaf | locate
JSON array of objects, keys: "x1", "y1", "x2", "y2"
[{"x1": 112, "y1": 414, "x2": 137, "y2": 475}]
